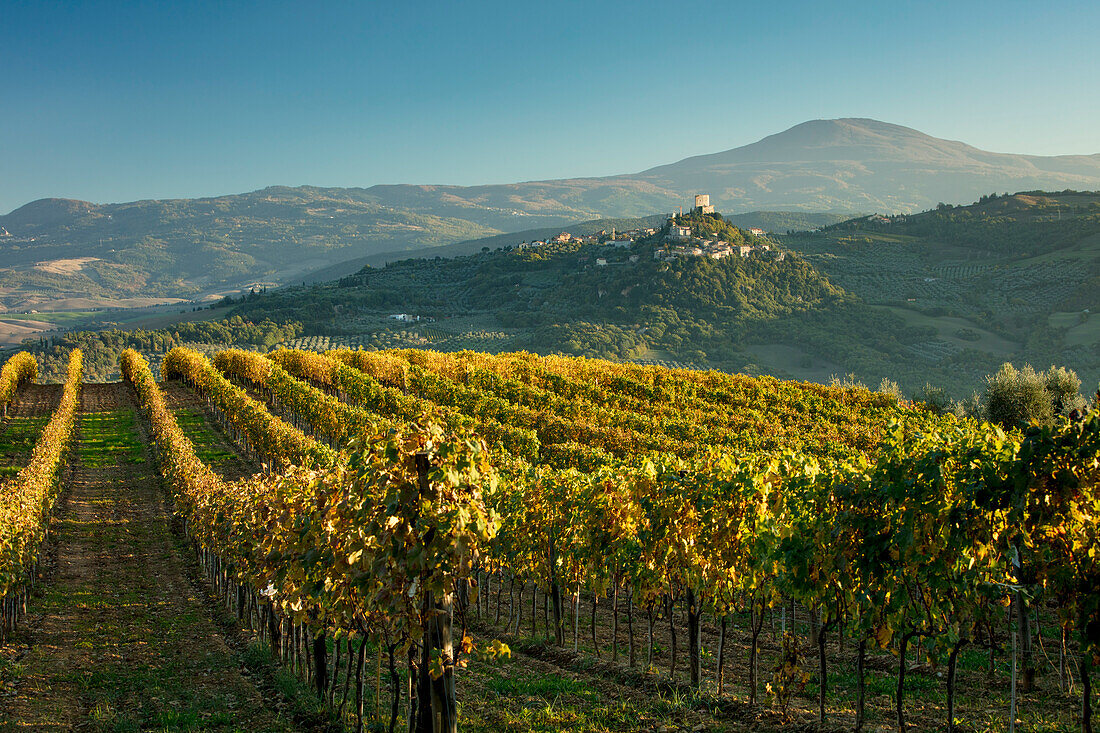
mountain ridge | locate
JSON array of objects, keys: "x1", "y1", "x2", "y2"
[
  {"x1": 642, "y1": 119, "x2": 1100, "y2": 170},
  {"x1": 8, "y1": 118, "x2": 1100, "y2": 220}
]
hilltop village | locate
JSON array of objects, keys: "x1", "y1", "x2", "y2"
[{"x1": 516, "y1": 194, "x2": 783, "y2": 264}]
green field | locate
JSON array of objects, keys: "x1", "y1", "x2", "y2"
[{"x1": 0, "y1": 310, "x2": 99, "y2": 325}]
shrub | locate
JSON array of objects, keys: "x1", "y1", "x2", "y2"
[
  {"x1": 913, "y1": 382, "x2": 956, "y2": 415},
  {"x1": 954, "y1": 328, "x2": 981, "y2": 342},
  {"x1": 1044, "y1": 365, "x2": 1086, "y2": 415},
  {"x1": 984, "y1": 364, "x2": 1052, "y2": 428}
]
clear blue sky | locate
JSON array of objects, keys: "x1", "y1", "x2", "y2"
[{"x1": 2, "y1": 0, "x2": 1098, "y2": 213}]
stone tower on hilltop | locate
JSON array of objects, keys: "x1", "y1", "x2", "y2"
[{"x1": 694, "y1": 194, "x2": 715, "y2": 214}]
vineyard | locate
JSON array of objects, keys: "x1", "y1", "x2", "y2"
[
  {"x1": 282, "y1": 327, "x2": 523, "y2": 356},
  {"x1": 0, "y1": 346, "x2": 1096, "y2": 732},
  {"x1": 800, "y1": 244, "x2": 1088, "y2": 318}
]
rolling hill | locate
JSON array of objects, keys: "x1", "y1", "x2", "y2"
[
  {"x1": 227, "y1": 192, "x2": 1100, "y2": 397},
  {"x1": 0, "y1": 187, "x2": 515, "y2": 311},
  {"x1": 3, "y1": 118, "x2": 1098, "y2": 311},
  {"x1": 298, "y1": 211, "x2": 852, "y2": 284},
  {"x1": 11, "y1": 192, "x2": 1100, "y2": 398}
]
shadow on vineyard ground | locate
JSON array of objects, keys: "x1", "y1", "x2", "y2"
[
  {"x1": 466, "y1": 586, "x2": 1084, "y2": 732},
  {"x1": 0, "y1": 384, "x2": 301, "y2": 732},
  {"x1": 456, "y1": 624, "x2": 740, "y2": 732},
  {"x1": 161, "y1": 380, "x2": 260, "y2": 481}
]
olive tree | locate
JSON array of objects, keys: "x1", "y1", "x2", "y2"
[{"x1": 984, "y1": 363, "x2": 1085, "y2": 429}]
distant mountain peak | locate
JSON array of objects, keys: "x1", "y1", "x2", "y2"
[
  {"x1": 10, "y1": 197, "x2": 97, "y2": 213},
  {"x1": 2, "y1": 197, "x2": 99, "y2": 230},
  {"x1": 643, "y1": 118, "x2": 982, "y2": 173},
  {"x1": 770, "y1": 117, "x2": 930, "y2": 138},
  {"x1": 629, "y1": 118, "x2": 1100, "y2": 213}
]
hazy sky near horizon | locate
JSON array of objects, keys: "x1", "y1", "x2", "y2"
[{"x1": 2, "y1": 0, "x2": 1098, "y2": 213}]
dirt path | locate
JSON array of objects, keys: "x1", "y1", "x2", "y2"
[
  {"x1": 0, "y1": 383, "x2": 296, "y2": 732},
  {"x1": 2, "y1": 384, "x2": 62, "y2": 421}
]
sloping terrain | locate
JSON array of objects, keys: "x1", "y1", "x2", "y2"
[
  {"x1": 225, "y1": 193, "x2": 1100, "y2": 396},
  {"x1": 0, "y1": 189, "x2": 508, "y2": 310},
  {"x1": 635, "y1": 118, "x2": 1100, "y2": 212},
  {"x1": 782, "y1": 190, "x2": 1100, "y2": 392},
  {"x1": 299, "y1": 210, "x2": 850, "y2": 284}
]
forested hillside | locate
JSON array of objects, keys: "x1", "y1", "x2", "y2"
[
  {"x1": 19, "y1": 316, "x2": 300, "y2": 383},
  {"x1": 6, "y1": 192, "x2": 1099, "y2": 399},
  {"x1": 218, "y1": 195, "x2": 1100, "y2": 397},
  {"x1": 233, "y1": 216, "x2": 842, "y2": 358}
]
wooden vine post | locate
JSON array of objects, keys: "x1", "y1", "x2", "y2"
[
  {"x1": 685, "y1": 587, "x2": 701, "y2": 688},
  {"x1": 414, "y1": 452, "x2": 457, "y2": 733}
]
